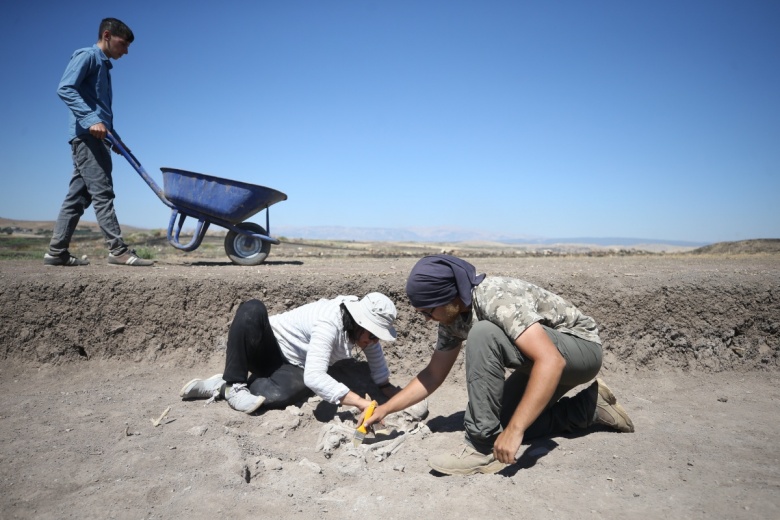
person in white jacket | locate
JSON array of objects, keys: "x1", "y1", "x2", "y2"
[{"x1": 180, "y1": 293, "x2": 399, "y2": 414}]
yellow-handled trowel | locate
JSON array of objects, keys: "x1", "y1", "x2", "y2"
[{"x1": 353, "y1": 400, "x2": 377, "y2": 447}]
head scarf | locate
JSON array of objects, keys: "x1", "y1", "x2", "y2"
[{"x1": 405, "y1": 254, "x2": 485, "y2": 309}]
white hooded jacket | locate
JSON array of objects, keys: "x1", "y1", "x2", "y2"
[{"x1": 269, "y1": 296, "x2": 390, "y2": 404}]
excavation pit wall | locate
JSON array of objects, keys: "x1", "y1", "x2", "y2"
[{"x1": 1, "y1": 255, "x2": 777, "y2": 375}]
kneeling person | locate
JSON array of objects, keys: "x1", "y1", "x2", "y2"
[
  {"x1": 181, "y1": 292, "x2": 399, "y2": 415},
  {"x1": 364, "y1": 254, "x2": 634, "y2": 475}
]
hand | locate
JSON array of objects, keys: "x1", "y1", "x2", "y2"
[
  {"x1": 356, "y1": 398, "x2": 374, "y2": 413},
  {"x1": 361, "y1": 402, "x2": 387, "y2": 429},
  {"x1": 89, "y1": 122, "x2": 108, "y2": 140},
  {"x1": 492, "y1": 425, "x2": 524, "y2": 464},
  {"x1": 355, "y1": 399, "x2": 378, "y2": 431}
]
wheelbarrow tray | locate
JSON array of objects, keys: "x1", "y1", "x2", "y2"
[{"x1": 161, "y1": 168, "x2": 287, "y2": 223}]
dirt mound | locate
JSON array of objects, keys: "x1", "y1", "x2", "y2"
[{"x1": 689, "y1": 238, "x2": 780, "y2": 255}]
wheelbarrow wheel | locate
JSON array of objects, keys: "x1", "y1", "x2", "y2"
[{"x1": 224, "y1": 222, "x2": 272, "y2": 266}]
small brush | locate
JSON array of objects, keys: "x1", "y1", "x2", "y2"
[{"x1": 353, "y1": 400, "x2": 377, "y2": 447}]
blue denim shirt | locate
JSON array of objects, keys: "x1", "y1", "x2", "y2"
[{"x1": 57, "y1": 44, "x2": 119, "y2": 141}]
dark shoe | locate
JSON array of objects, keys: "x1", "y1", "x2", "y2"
[
  {"x1": 428, "y1": 444, "x2": 506, "y2": 476},
  {"x1": 108, "y1": 249, "x2": 154, "y2": 266},
  {"x1": 593, "y1": 379, "x2": 635, "y2": 433},
  {"x1": 44, "y1": 251, "x2": 89, "y2": 266}
]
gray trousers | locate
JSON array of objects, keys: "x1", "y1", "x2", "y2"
[
  {"x1": 49, "y1": 135, "x2": 127, "y2": 255},
  {"x1": 464, "y1": 321, "x2": 602, "y2": 453}
]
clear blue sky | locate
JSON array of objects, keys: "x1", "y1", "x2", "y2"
[{"x1": 2, "y1": 1, "x2": 778, "y2": 243}]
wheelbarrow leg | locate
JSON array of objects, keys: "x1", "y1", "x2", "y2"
[{"x1": 166, "y1": 210, "x2": 211, "y2": 252}]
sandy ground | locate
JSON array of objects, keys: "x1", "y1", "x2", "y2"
[{"x1": 1, "y1": 254, "x2": 779, "y2": 519}]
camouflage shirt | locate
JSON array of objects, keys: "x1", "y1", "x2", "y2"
[{"x1": 435, "y1": 276, "x2": 601, "y2": 351}]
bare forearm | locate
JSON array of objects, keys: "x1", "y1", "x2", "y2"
[
  {"x1": 507, "y1": 361, "x2": 562, "y2": 432},
  {"x1": 378, "y1": 376, "x2": 431, "y2": 415},
  {"x1": 495, "y1": 361, "x2": 563, "y2": 463},
  {"x1": 370, "y1": 363, "x2": 450, "y2": 424},
  {"x1": 382, "y1": 349, "x2": 459, "y2": 413},
  {"x1": 340, "y1": 390, "x2": 372, "y2": 411},
  {"x1": 494, "y1": 322, "x2": 566, "y2": 464},
  {"x1": 381, "y1": 383, "x2": 401, "y2": 399},
  {"x1": 365, "y1": 346, "x2": 460, "y2": 427}
]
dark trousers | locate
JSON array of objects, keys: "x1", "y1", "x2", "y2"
[
  {"x1": 223, "y1": 299, "x2": 313, "y2": 408},
  {"x1": 463, "y1": 321, "x2": 602, "y2": 453}
]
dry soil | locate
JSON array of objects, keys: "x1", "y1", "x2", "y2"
[{"x1": 1, "y1": 254, "x2": 778, "y2": 520}]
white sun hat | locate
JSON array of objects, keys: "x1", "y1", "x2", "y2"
[{"x1": 344, "y1": 292, "x2": 397, "y2": 342}]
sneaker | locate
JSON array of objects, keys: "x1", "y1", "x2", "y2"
[
  {"x1": 225, "y1": 383, "x2": 265, "y2": 414},
  {"x1": 428, "y1": 444, "x2": 507, "y2": 476},
  {"x1": 593, "y1": 378, "x2": 635, "y2": 433},
  {"x1": 44, "y1": 251, "x2": 89, "y2": 266},
  {"x1": 180, "y1": 374, "x2": 225, "y2": 401},
  {"x1": 108, "y1": 249, "x2": 154, "y2": 266}
]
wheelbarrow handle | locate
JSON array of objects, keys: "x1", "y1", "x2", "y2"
[
  {"x1": 106, "y1": 133, "x2": 141, "y2": 169},
  {"x1": 106, "y1": 132, "x2": 172, "y2": 209}
]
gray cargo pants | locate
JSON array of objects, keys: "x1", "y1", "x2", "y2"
[
  {"x1": 463, "y1": 320, "x2": 602, "y2": 453},
  {"x1": 48, "y1": 135, "x2": 127, "y2": 255}
]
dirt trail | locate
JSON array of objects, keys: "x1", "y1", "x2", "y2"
[{"x1": 1, "y1": 255, "x2": 779, "y2": 519}]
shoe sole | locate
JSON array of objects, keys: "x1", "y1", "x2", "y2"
[
  {"x1": 243, "y1": 395, "x2": 265, "y2": 414},
  {"x1": 597, "y1": 378, "x2": 635, "y2": 433},
  {"x1": 428, "y1": 459, "x2": 507, "y2": 476},
  {"x1": 44, "y1": 257, "x2": 88, "y2": 266},
  {"x1": 180, "y1": 373, "x2": 223, "y2": 398}
]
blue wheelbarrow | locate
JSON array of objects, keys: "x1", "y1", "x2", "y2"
[{"x1": 106, "y1": 133, "x2": 287, "y2": 265}]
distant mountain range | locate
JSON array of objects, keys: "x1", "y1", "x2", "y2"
[
  {"x1": 0, "y1": 217, "x2": 711, "y2": 250},
  {"x1": 272, "y1": 225, "x2": 710, "y2": 248}
]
